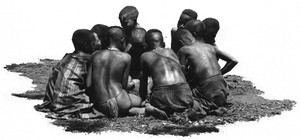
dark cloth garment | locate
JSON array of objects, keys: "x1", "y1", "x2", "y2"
[
  {"x1": 190, "y1": 74, "x2": 230, "y2": 112},
  {"x1": 149, "y1": 82, "x2": 194, "y2": 114},
  {"x1": 186, "y1": 99, "x2": 207, "y2": 121},
  {"x1": 34, "y1": 53, "x2": 92, "y2": 116}
]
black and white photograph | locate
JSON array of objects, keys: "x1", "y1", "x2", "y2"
[{"x1": 1, "y1": 0, "x2": 299, "y2": 139}]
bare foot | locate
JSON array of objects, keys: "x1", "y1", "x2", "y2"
[
  {"x1": 145, "y1": 104, "x2": 169, "y2": 120},
  {"x1": 209, "y1": 107, "x2": 228, "y2": 116}
]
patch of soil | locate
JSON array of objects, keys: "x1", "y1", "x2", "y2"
[
  {"x1": 4, "y1": 59, "x2": 296, "y2": 136},
  {"x1": 5, "y1": 59, "x2": 58, "y2": 100}
]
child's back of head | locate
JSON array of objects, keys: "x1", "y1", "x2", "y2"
[{"x1": 72, "y1": 29, "x2": 96, "y2": 54}]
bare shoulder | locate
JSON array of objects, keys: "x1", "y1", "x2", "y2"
[
  {"x1": 91, "y1": 50, "x2": 108, "y2": 60},
  {"x1": 121, "y1": 51, "x2": 131, "y2": 62},
  {"x1": 178, "y1": 45, "x2": 192, "y2": 54},
  {"x1": 204, "y1": 42, "x2": 216, "y2": 49},
  {"x1": 165, "y1": 48, "x2": 175, "y2": 53},
  {"x1": 141, "y1": 51, "x2": 156, "y2": 64},
  {"x1": 91, "y1": 50, "x2": 103, "y2": 56},
  {"x1": 91, "y1": 50, "x2": 103, "y2": 59},
  {"x1": 141, "y1": 51, "x2": 153, "y2": 59},
  {"x1": 164, "y1": 48, "x2": 178, "y2": 57}
]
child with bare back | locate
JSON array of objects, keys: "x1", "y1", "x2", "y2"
[
  {"x1": 178, "y1": 20, "x2": 238, "y2": 115},
  {"x1": 171, "y1": 9, "x2": 198, "y2": 53},
  {"x1": 86, "y1": 26, "x2": 164, "y2": 118},
  {"x1": 139, "y1": 29, "x2": 207, "y2": 120}
]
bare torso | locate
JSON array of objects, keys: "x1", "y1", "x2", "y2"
[
  {"x1": 141, "y1": 48, "x2": 187, "y2": 86},
  {"x1": 88, "y1": 50, "x2": 131, "y2": 110},
  {"x1": 179, "y1": 41, "x2": 221, "y2": 83}
]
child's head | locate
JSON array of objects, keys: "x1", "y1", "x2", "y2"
[
  {"x1": 145, "y1": 29, "x2": 165, "y2": 51},
  {"x1": 177, "y1": 9, "x2": 198, "y2": 28},
  {"x1": 173, "y1": 29, "x2": 195, "y2": 53},
  {"x1": 107, "y1": 26, "x2": 126, "y2": 51},
  {"x1": 72, "y1": 29, "x2": 99, "y2": 54},
  {"x1": 130, "y1": 27, "x2": 146, "y2": 45},
  {"x1": 184, "y1": 19, "x2": 206, "y2": 39},
  {"x1": 203, "y1": 18, "x2": 220, "y2": 44},
  {"x1": 119, "y1": 6, "x2": 139, "y2": 29},
  {"x1": 91, "y1": 24, "x2": 109, "y2": 49}
]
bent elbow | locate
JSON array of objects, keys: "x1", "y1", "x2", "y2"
[
  {"x1": 230, "y1": 57, "x2": 238, "y2": 66},
  {"x1": 233, "y1": 59, "x2": 238, "y2": 65}
]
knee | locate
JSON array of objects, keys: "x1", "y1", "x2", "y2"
[{"x1": 129, "y1": 94, "x2": 142, "y2": 107}]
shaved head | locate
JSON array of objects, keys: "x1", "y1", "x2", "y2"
[
  {"x1": 203, "y1": 18, "x2": 220, "y2": 44},
  {"x1": 182, "y1": 9, "x2": 198, "y2": 19},
  {"x1": 184, "y1": 19, "x2": 206, "y2": 38},
  {"x1": 119, "y1": 6, "x2": 139, "y2": 30},
  {"x1": 145, "y1": 29, "x2": 163, "y2": 43},
  {"x1": 174, "y1": 29, "x2": 195, "y2": 45},
  {"x1": 106, "y1": 26, "x2": 126, "y2": 51},
  {"x1": 145, "y1": 29, "x2": 165, "y2": 50},
  {"x1": 119, "y1": 6, "x2": 139, "y2": 20},
  {"x1": 177, "y1": 9, "x2": 198, "y2": 28},
  {"x1": 172, "y1": 29, "x2": 195, "y2": 53},
  {"x1": 131, "y1": 28, "x2": 146, "y2": 44},
  {"x1": 107, "y1": 26, "x2": 125, "y2": 42},
  {"x1": 203, "y1": 18, "x2": 219, "y2": 33}
]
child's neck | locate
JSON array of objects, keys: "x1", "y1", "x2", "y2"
[{"x1": 108, "y1": 47, "x2": 120, "y2": 51}]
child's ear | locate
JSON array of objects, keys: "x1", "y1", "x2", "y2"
[
  {"x1": 144, "y1": 44, "x2": 148, "y2": 50},
  {"x1": 192, "y1": 32, "x2": 197, "y2": 37},
  {"x1": 83, "y1": 42, "x2": 89, "y2": 50},
  {"x1": 179, "y1": 40, "x2": 184, "y2": 46}
]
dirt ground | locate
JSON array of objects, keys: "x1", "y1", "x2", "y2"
[{"x1": 4, "y1": 59, "x2": 296, "y2": 136}]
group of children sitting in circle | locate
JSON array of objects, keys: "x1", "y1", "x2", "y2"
[{"x1": 35, "y1": 6, "x2": 238, "y2": 121}]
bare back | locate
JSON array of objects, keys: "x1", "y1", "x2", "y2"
[
  {"x1": 141, "y1": 48, "x2": 186, "y2": 86},
  {"x1": 88, "y1": 50, "x2": 131, "y2": 103},
  {"x1": 178, "y1": 41, "x2": 221, "y2": 83}
]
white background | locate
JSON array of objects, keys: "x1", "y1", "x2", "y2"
[{"x1": 0, "y1": 0, "x2": 300, "y2": 139}]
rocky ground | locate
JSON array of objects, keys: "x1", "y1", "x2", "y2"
[{"x1": 4, "y1": 59, "x2": 296, "y2": 136}]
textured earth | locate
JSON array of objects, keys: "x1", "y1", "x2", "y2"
[{"x1": 4, "y1": 59, "x2": 296, "y2": 136}]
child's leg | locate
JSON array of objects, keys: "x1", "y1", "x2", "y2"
[
  {"x1": 127, "y1": 93, "x2": 146, "y2": 115},
  {"x1": 128, "y1": 93, "x2": 142, "y2": 107},
  {"x1": 128, "y1": 107, "x2": 146, "y2": 116},
  {"x1": 127, "y1": 103, "x2": 169, "y2": 120},
  {"x1": 127, "y1": 94, "x2": 168, "y2": 120}
]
